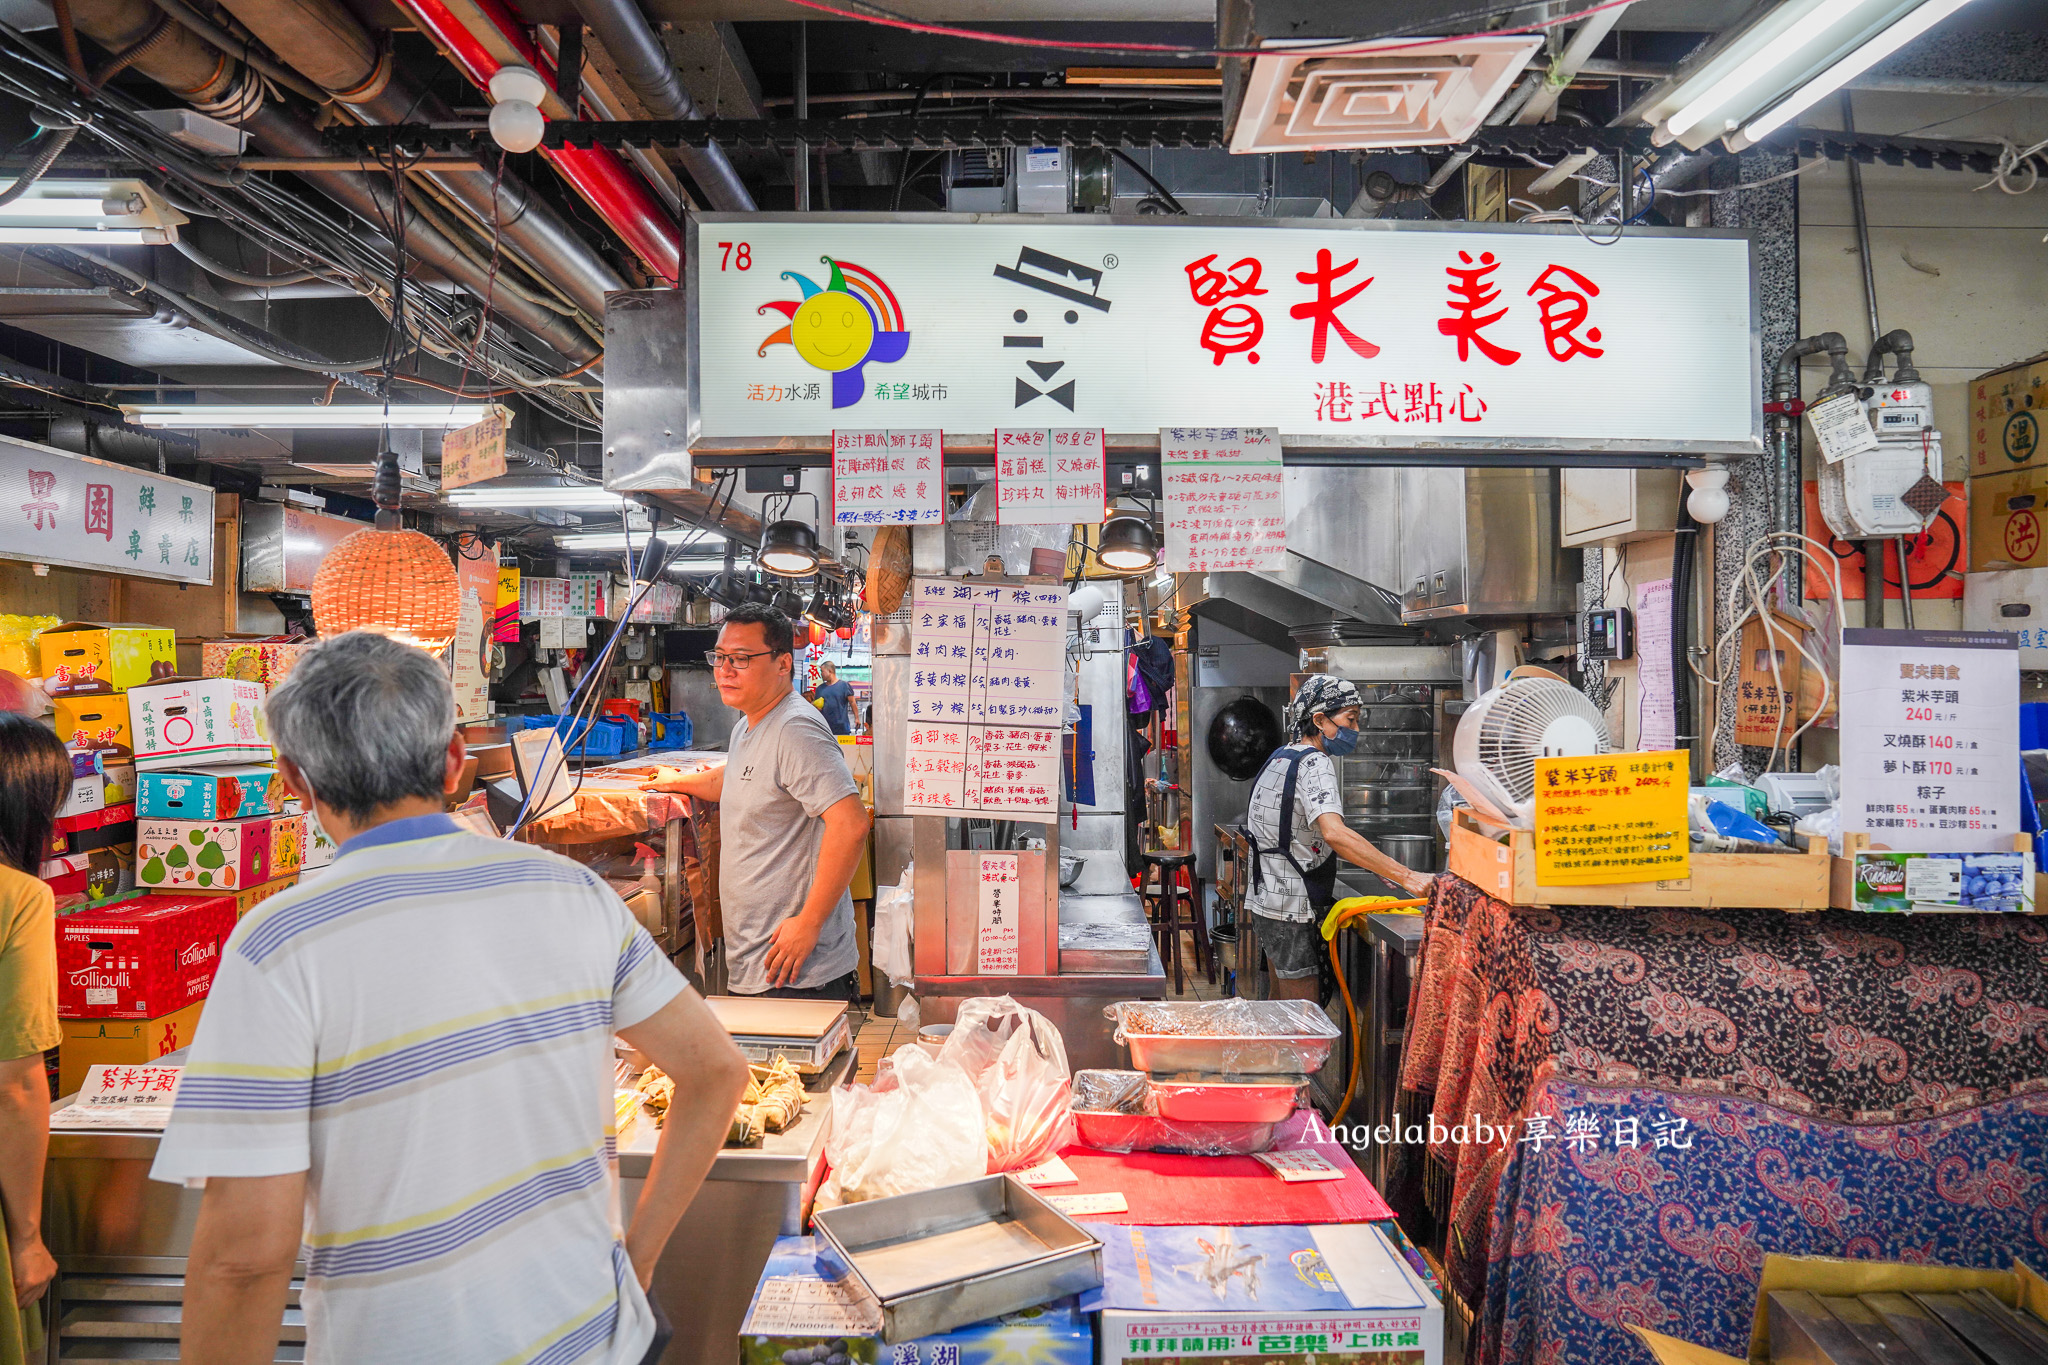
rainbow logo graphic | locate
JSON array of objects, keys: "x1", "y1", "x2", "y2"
[{"x1": 757, "y1": 255, "x2": 910, "y2": 409}]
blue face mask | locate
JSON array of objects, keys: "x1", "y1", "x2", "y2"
[{"x1": 1321, "y1": 723, "x2": 1360, "y2": 757}]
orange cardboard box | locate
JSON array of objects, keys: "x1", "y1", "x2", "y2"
[
  {"x1": 37, "y1": 622, "x2": 176, "y2": 695},
  {"x1": 1971, "y1": 351, "x2": 2048, "y2": 477},
  {"x1": 57, "y1": 1000, "x2": 204, "y2": 1096}
]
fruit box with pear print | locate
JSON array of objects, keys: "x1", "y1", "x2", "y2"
[{"x1": 137, "y1": 812, "x2": 305, "y2": 892}]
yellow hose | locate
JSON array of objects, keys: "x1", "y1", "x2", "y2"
[{"x1": 1320, "y1": 895, "x2": 1426, "y2": 1126}]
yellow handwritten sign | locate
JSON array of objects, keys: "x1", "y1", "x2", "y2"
[
  {"x1": 1533, "y1": 750, "x2": 1689, "y2": 886},
  {"x1": 440, "y1": 411, "x2": 508, "y2": 490}
]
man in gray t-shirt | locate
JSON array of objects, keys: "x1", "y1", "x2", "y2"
[{"x1": 643, "y1": 605, "x2": 870, "y2": 998}]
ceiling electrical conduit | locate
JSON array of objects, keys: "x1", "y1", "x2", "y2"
[
  {"x1": 390, "y1": 0, "x2": 682, "y2": 283},
  {"x1": 203, "y1": 0, "x2": 630, "y2": 320}
]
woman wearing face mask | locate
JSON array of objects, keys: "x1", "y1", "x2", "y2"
[{"x1": 1240, "y1": 676, "x2": 1434, "y2": 1002}]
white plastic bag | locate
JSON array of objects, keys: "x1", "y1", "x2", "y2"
[
  {"x1": 936, "y1": 996, "x2": 1076, "y2": 1172},
  {"x1": 872, "y1": 870, "x2": 914, "y2": 986},
  {"x1": 818, "y1": 1046, "x2": 986, "y2": 1208}
]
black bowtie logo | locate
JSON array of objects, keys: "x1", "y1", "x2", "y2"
[{"x1": 1015, "y1": 359, "x2": 1074, "y2": 410}]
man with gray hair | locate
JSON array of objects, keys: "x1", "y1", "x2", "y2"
[{"x1": 150, "y1": 630, "x2": 749, "y2": 1365}]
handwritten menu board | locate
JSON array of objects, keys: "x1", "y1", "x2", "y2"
[
  {"x1": 902, "y1": 577, "x2": 1065, "y2": 817},
  {"x1": 977, "y1": 852, "x2": 1021, "y2": 974},
  {"x1": 1838, "y1": 628, "x2": 2019, "y2": 852},
  {"x1": 832, "y1": 429, "x2": 944, "y2": 525},
  {"x1": 995, "y1": 427, "x2": 1105, "y2": 526},
  {"x1": 1161, "y1": 426, "x2": 1286, "y2": 572},
  {"x1": 1532, "y1": 751, "x2": 1689, "y2": 885}
]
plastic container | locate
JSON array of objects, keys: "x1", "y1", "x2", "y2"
[
  {"x1": 1146, "y1": 1074, "x2": 1306, "y2": 1123},
  {"x1": 648, "y1": 712, "x2": 693, "y2": 751},
  {"x1": 1071, "y1": 1111, "x2": 1277, "y2": 1156},
  {"x1": 1108, "y1": 1000, "x2": 1340, "y2": 1076},
  {"x1": 555, "y1": 715, "x2": 633, "y2": 758}
]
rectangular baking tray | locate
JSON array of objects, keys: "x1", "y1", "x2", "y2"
[
  {"x1": 1071, "y1": 1111, "x2": 1278, "y2": 1155},
  {"x1": 1112, "y1": 1001, "x2": 1340, "y2": 1076},
  {"x1": 811, "y1": 1175, "x2": 1103, "y2": 1343},
  {"x1": 1146, "y1": 1074, "x2": 1306, "y2": 1123}
]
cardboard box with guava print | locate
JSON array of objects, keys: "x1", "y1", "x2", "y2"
[{"x1": 136, "y1": 812, "x2": 305, "y2": 893}]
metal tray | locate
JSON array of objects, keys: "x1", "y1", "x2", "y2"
[
  {"x1": 811, "y1": 1175, "x2": 1103, "y2": 1343},
  {"x1": 1113, "y1": 1001, "x2": 1341, "y2": 1076},
  {"x1": 1072, "y1": 1111, "x2": 1278, "y2": 1155},
  {"x1": 1146, "y1": 1073, "x2": 1306, "y2": 1123}
]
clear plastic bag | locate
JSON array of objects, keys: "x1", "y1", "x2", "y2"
[
  {"x1": 872, "y1": 870, "x2": 914, "y2": 985},
  {"x1": 1072, "y1": 1068, "x2": 1152, "y2": 1115},
  {"x1": 1069, "y1": 1110, "x2": 1278, "y2": 1156},
  {"x1": 936, "y1": 996, "x2": 1076, "y2": 1173},
  {"x1": 1106, "y1": 999, "x2": 1340, "y2": 1075},
  {"x1": 817, "y1": 1046, "x2": 987, "y2": 1208}
]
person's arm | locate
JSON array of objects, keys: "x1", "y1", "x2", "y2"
[
  {"x1": 182, "y1": 1172, "x2": 305, "y2": 1365},
  {"x1": 617, "y1": 990, "x2": 750, "y2": 1289},
  {"x1": 0, "y1": 1054, "x2": 54, "y2": 1309},
  {"x1": 1315, "y1": 812, "x2": 1434, "y2": 898},
  {"x1": 639, "y1": 760, "x2": 725, "y2": 802},
  {"x1": 762, "y1": 793, "x2": 871, "y2": 987}
]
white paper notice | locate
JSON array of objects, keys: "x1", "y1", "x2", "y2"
[
  {"x1": 831, "y1": 429, "x2": 944, "y2": 525},
  {"x1": 1161, "y1": 426, "x2": 1285, "y2": 572},
  {"x1": 904, "y1": 721, "x2": 970, "y2": 813},
  {"x1": 1806, "y1": 392, "x2": 1880, "y2": 465},
  {"x1": 50, "y1": 1064, "x2": 182, "y2": 1130},
  {"x1": 996, "y1": 427, "x2": 1106, "y2": 526},
  {"x1": 1015, "y1": 1155, "x2": 1080, "y2": 1187},
  {"x1": 1044, "y1": 1191, "x2": 1128, "y2": 1216},
  {"x1": 740, "y1": 1275, "x2": 882, "y2": 1336},
  {"x1": 1633, "y1": 577, "x2": 1675, "y2": 752},
  {"x1": 977, "y1": 852, "x2": 1021, "y2": 974},
  {"x1": 1838, "y1": 628, "x2": 2021, "y2": 852},
  {"x1": 1253, "y1": 1150, "x2": 1347, "y2": 1182}
]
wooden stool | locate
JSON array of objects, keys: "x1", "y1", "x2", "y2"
[{"x1": 1140, "y1": 849, "x2": 1215, "y2": 995}]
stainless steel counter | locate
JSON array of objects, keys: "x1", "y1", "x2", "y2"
[{"x1": 41, "y1": 1051, "x2": 849, "y2": 1365}]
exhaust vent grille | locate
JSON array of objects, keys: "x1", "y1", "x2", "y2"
[{"x1": 1229, "y1": 36, "x2": 1542, "y2": 153}]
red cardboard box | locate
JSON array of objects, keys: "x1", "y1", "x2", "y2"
[{"x1": 56, "y1": 892, "x2": 236, "y2": 1019}]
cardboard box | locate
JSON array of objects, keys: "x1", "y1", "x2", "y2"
[
  {"x1": 739, "y1": 1237, "x2": 1095, "y2": 1365},
  {"x1": 1970, "y1": 467, "x2": 2048, "y2": 570},
  {"x1": 138, "y1": 765, "x2": 284, "y2": 821},
  {"x1": 56, "y1": 892, "x2": 235, "y2": 1018},
  {"x1": 1091, "y1": 1225, "x2": 1443, "y2": 1365},
  {"x1": 230, "y1": 874, "x2": 298, "y2": 918},
  {"x1": 52, "y1": 694, "x2": 131, "y2": 753},
  {"x1": 59, "y1": 772, "x2": 105, "y2": 821},
  {"x1": 54, "y1": 803, "x2": 134, "y2": 838},
  {"x1": 137, "y1": 812, "x2": 304, "y2": 892},
  {"x1": 201, "y1": 636, "x2": 311, "y2": 689},
  {"x1": 1970, "y1": 351, "x2": 2048, "y2": 476},
  {"x1": 57, "y1": 1000, "x2": 205, "y2": 1096},
  {"x1": 37, "y1": 622, "x2": 177, "y2": 695},
  {"x1": 101, "y1": 761, "x2": 135, "y2": 808},
  {"x1": 129, "y1": 677, "x2": 269, "y2": 770},
  {"x1": 1963, "y1": 567, "x2": 2048, "y2": 667},
  {"x1": 301, "y1": 812, "x2": 337, "y2": 875}
]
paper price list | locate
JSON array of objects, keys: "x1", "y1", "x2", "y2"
[
  {"x1": 1161, "y1": 426, "x2": 1286, "y2": 573},
  {"x1": 995, "y1": 426, "x2": 1105, "y2": 526},
  {"x1": 903, "y1": 724, "x2": 1060, "y2": 818},
  {"x1": 832, "y1": 428, "x2": 944, "y2": 525}
]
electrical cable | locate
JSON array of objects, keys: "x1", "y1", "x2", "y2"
[
  {"x1": 144, "y1": 0, "x2": 330, "y2": 104},
  {"x1": 0, "y1": 122, "x2": 76, "y2": 206},
  {"x1": 170, "y1": 236, "x2": 331, "y2": 286},
  {"x1": 1109, "y1": 147, "x2": 1187, "y2": 214},
  {"x1": 1689, "y1": 531, "x2": 1848, "y2": 772},
  {"x1": 88, "y1": 13, "x2": 174, "y2": 89}
]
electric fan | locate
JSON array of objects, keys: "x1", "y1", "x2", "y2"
[{"x1": 1452, "y1": 668, "x2": 1611, "y2": 827}]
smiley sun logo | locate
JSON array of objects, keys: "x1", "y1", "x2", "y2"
[{"x1": 758, "y1": 255, "x2": 910, "y2": 409}]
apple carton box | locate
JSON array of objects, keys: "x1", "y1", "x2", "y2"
[
  {"x1": 129, "y1": 677, "x2": 269, "y2": 770},
  {"x1": 137, "y1": 812, "x2": 305, "y2": 892},
  {"x1": 37, "y1": 623, "x2": 176, "y2": 695},
  {"x1": 56, "y1": 891, "x2": 236, "y2": 1018},
  {"x1": 138, "y1": 765, "x2": 284, "y2": 821}
]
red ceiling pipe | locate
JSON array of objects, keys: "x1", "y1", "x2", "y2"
[{"x1": 393, "y1": 0, "x2": 680, "y2": 284}]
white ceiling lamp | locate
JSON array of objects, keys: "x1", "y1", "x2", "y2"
[
  {"x1": 124, "y1": 403, "x2": 501, "y2": 429},
  {"x1": 445, "y1": 485, "x2": 627, "y2": 510},
  {"x1": 488, "y1": 66, "x2": 549, "y2": 155},
  {"x1": 1640, "y1": 0, "x2": 1975, "y2": 151},
  {"x1": 0, "y1": 178, "x2": 188, "y2": 245},
  {"x1": 1732, "y1": 0, "x2": 1982, "y2": 147}
]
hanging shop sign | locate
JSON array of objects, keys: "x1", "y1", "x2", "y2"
[
  {"x1": 1532, "y1": 751, "x2": 1689, "y2": 886},
  {"x1": 0, "y1": 436, "x2": 216, "y2": 585},
  {"x1": 831, "y1": 429, "x2": 944, "y2": 525},
  {"x1": 1838, "y1": 628, "x2": 2019, "y2": 853},
  {"x1": 995, "y1": 427, "x2": 1105, "y2": 526},
  {"x1": 678, "y1": 215, "x2": 1761, "y2": 463},
  {"x1": 1162, "y1": 426, "x2": 1285, "y2": 572},
  {"x1": 438, "y1": 410, "x2": 509, "y2": 490}
]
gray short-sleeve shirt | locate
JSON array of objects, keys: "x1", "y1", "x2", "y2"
[{"x1": 720, "y1": 689, "x2": 862, "y2": 992}]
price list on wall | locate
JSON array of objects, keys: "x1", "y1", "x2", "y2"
[
  {"x1": 902, "y1": 577, "x2": 1065, "y2": 818},
  {"x1": 1161, "y1": 426, "x2": 1286, "y2": 573}
]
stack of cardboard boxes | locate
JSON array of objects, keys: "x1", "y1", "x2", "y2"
[{"x1": 1964, "y1": 353, "x2": 2048, "y2": 666}]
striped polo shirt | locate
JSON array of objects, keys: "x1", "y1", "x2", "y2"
[{"x1": 151, "y1": 813, "x2": 686, "y2": 1364}]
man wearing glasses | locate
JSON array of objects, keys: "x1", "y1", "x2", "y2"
[{"x1": 642, "y1": 604, "x2": 871, "y2": 999}]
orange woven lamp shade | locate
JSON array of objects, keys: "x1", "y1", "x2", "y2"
[{"x1": 311, "y1": 527, "x2": 462, "y2": 654}]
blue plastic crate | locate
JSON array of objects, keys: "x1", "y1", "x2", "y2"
[{"x1": 648, "y1": 711, "x2": 693, "y2": 751}]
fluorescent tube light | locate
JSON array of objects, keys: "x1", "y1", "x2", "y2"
[
  {"x1": 125, "y1": 404, "x2": 499, "y2": 429},
  {"x1": 0, "y1": 179, "x2": 186, "y2": 245},
  {"x1": 1665, "y1": 0, "x2": 1863, "y2": 139},
  {"x1": 554, "y1": 529, "x2": 720, "y2": 553},
  {"x1": 445, "y1": 486, "x2": 627, "y2": 510},
  {"x1": 0, "y1": 226, "x2": 167, "y2": 245},
  {"x1": 1735, "y1": 0, "x2": 1980, "y2": 145}
]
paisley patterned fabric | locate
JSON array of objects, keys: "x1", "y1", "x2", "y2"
[{"x1": 1393, "y1": 874, "x2": 2048, "y2": 1363}]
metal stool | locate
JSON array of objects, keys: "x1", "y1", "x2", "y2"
[{"x1": 1140, "y1": 849, "x2": 1215, "y2": 995}]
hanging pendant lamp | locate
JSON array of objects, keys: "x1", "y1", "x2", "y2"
[{"x1": 310, "y1": 444, "x2": 462, "y2": 654}]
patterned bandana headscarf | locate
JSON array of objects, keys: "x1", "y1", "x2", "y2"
[{"x1": 1285, "y1": 674, "x2": 1363, "y2": 738}]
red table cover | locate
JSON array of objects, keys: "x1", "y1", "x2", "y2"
[{"x1": 1057, "y1": 1110, "x2": 1393, "y2": 1225}]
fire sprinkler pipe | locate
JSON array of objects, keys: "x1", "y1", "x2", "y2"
[{"x1": 392, "y1": 0, "x2": 682, "y2": 284}]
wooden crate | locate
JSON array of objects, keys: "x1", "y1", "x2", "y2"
[
  {"x1": 1446, "y1": 807, "x2": 1833, "y2": 910},
  {"x1": 1830, "y1": 832, "x2": 2047, "y2": 912}
]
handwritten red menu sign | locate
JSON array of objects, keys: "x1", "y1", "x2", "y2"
[
  {"x1": 996, "y1": 427, "x2": 1105, "y2": 526},
  {"x1": 832, "y1": 429, "x2": 944, "y2": 525}
]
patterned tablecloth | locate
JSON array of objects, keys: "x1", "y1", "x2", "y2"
[{"x1": 1393, "y1": 874, "x2": 2048, "y2": 1365}]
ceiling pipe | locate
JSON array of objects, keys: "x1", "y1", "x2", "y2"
[
  {"x1": 561, "y1": 0, "x2": 755, "y2": 210},
  {"x1": 64, "y1": 0, "x2": 600, "y2": 364},
  {"x1": 198, "y1": 0, "x2": 629, "y2": 320},
  {"x1": 388, "y1": 0, "x2": 682, "y2": 283},
  {"x1": 1514, "y1": 2, "x2": 1632, "y2": 125}
]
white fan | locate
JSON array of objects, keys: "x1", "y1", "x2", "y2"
[{"x1": 1452, "y1": 668, "x2": 1611, "y2": 827}]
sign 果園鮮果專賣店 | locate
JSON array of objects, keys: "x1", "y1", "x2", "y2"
[
  {"x1": 1533, "y1": 751, "x2": 1689, "y2": 886},
  {"x1": 1837, "y1": 628, "x2": 2020, "y2": 853},
  {"x1": 685, "y1": 216, "x2": 1759, "y2": 456},
  {"x1": 0, "y1": 436, "x2": 214, "y2": 585}
]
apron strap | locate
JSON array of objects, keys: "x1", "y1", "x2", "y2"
[{"x1": 1248, "y1": 747, "x2": 1319, "y2": 895}]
